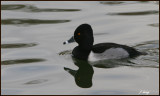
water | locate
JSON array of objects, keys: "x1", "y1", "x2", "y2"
[{"x1": 1, "y1": 1, "x2": 159, "y2": 95}]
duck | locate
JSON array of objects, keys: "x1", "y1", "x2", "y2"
[{"x1": 63, "y1": 24, "x2": 145, "y2": 61}]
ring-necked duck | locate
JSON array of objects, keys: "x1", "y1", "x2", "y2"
[{"x1": 63, "y1": 24, "x2": 145, "y2": 61}]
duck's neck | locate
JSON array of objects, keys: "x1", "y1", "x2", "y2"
[{"x1": 79, "y1": 44, "x2": 92, "y2": 51}]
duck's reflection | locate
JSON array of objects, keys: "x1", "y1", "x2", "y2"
[{"x1": 64, "y1": 58, "x2": 94, "y2": 88}]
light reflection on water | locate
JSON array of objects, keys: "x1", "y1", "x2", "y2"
[{"x1": 1, "y1": 1, "x2": 159, "y2": 95}]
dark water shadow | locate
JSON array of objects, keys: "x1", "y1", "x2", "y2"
[
  {"x1": 2, "y1": 4, "x2": 26, "y2": 10},
  {"x1": 1, "y1": 19, "x2": 70, "y2": 26},
  {"x1": 137, "y1": 1, "x2": 150, "y2": 3},
  {"x1": 1, "y1": 43, "x2": 37, "y2": 49},
  {"x1": 100, "y1": 1, "x2": 124, "y2": 5},
  {"x1": 24, "y1": 79, "x2": 48, "y2": 85},
  {"x1": 64, "y1": 58, "x2": 94, "y2": 88},
  {"x1": 1, "y1": 58, "x2": 46, "y2": 65},
  {"x1": 99, "y1": 1, "x2": 150, "y2": 6},
  {"x1": 148, "y1": 23, "x2": 159, "y2": 27},
  {"x1": 1, "y1": 4, "x2": 81, "y2": 12},
  {"x1": 107, "y1": 10, "x2": 158, "y2": 16}
]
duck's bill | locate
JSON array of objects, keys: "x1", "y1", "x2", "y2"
[{"x1": 63, "y1": 36, "x2": 75, "y2": 45}]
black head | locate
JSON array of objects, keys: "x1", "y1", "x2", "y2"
[{"x1": 74, "y1": 24, "x2": 94, "y2": 50}]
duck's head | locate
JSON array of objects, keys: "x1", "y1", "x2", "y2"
[{"x1": 64, "y1": 24, "x2": 94, "y2": 50}]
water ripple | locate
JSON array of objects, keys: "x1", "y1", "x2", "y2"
[
  {"x1": 1, "y1": 58, "x2": 46, "y2": 65},
  {"x1": 100, "y1": 1, "x2": 124, "y2": 5},
  {"x1": 108, "y1": 10, "x2": 159, "y2": 16},
  {"x1": 1, "y1": 43, "x2": 37, "y2": 49},
  {"x1": 1, "y1": 19, "x2": 70, "y2": 26},
  {"x1": 24, "y1": 79, "x2": 48, "y2": 85},
  {"x1": 148, "y1": 23, "x2": 159, "y2": 27},
  {"x1": 100, "y1": 1, "x2": 150, "y2": 6},
  {"x1": 1, "y1": 4, "x2": 81, "y2": 12}
]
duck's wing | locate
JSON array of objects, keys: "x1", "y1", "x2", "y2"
[
  {"x1": 92, "y1": 43, "x2": 141, "y2": 57},
  {"x1": 92, "y1": 43, "x2": 123, "y2": 53}
]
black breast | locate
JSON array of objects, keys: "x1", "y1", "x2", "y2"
[{"x1": 72, "y1": 46, "x2": 91, "y2": 60}]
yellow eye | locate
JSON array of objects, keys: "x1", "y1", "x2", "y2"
[{"x1": 78, "y1": 33, "x2": 80, "y2": 35}]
